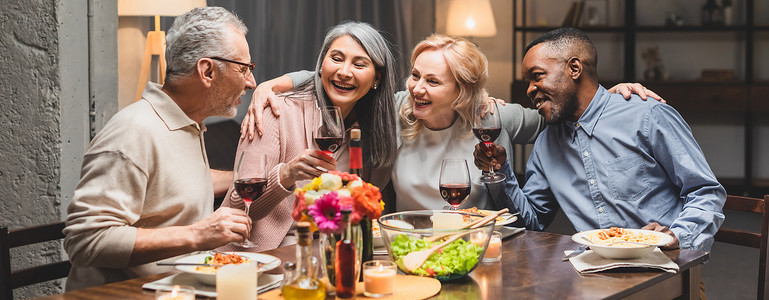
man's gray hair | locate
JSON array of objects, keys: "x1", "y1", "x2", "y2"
[{"x1": 165, "y1": 7, "x2": 248, "y2": 82}]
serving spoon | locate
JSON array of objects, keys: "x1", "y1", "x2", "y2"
[
  {"x1": 425, "y1": 208, "x2": 509, "y2": 243},
  {"x1": 403, "y1": 210, "x2": 504, "y2": 272}
]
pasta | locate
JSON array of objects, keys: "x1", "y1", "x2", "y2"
[
  {"x1": 195, "y1": 253, "x2": 251, "y2": 273},
  {"x1": 589, "y1": 227, "x2": 660, "y2": 248},
  {"x1": 459, "y1": 207, "x2": 506, "y2": 222}
]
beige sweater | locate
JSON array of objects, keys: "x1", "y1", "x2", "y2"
[{"x1": 63, "y1": 83, "x2": 213, "y2": 290}]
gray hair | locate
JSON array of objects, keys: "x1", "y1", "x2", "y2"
[
  {"x1": 297, "y1": 21, "x2": 397, "y2": 168},
  {"x1": 165, "y1": 7, "x2": 248, "y2": 82}
]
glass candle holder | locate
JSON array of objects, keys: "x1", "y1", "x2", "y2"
[
  {"x1": 482, "y1": 231, "x2": 502, "y2": 263},
  {"x1": 217, "y1": 262, "x2": 258, "y2": 300},
  {"x1": 155, "y1": 285, "x2": 195, "y2": 300},
  {"x1": 363, "y1": 260, "x2": 396, "y2": 297}
]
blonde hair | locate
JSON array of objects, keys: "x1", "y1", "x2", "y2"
[{"x1": 399, "y1": 34, "x2": 488, "y2": 140}]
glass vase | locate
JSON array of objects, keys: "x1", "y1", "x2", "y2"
[{"x1": 319, "y1": 220, "x2": 368, "y2": 295}]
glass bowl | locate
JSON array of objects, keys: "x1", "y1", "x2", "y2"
[{"x1": 378, "y1": 210, "x2": 495, "y2": 281}]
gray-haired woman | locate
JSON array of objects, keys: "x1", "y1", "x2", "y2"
[{"x1": 220, "y1": 21, "x2": 397, "y2": 251}]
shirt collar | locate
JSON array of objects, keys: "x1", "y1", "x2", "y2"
[
  {"x1": 575, "y1": 85, "x2": 609, "y2": 137},
  {"x1": 141, "y1": 82, "x2": 203, "y2": 132}
]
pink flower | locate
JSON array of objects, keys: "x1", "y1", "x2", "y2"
[{"x1": 307, "y1": 192, "x2": 345, "y2": 234}]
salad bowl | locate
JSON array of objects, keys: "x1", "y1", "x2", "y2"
[{"x1": 378, "y1": 210, "x2": 495, "y2": 281}]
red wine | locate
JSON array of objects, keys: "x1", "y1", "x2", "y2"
[
  {"x1": 314, "y1": 137, "x2": 344, "y2": 154},
  {"x1": 473, "y1": 127, "x2": 501, "y2": 143},
  {"x1": 235, "y1": 177, "x2": 267, "y2": 203},
  {"x1": 439, "y1": 183, "x2": 471, "y2": 206}
]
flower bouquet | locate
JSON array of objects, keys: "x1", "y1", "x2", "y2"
[{"x1": 292, "y1": 171, "x2": 383, "y2": 289}]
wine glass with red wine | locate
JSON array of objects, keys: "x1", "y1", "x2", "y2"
[
  {"x1": 439, "y1": 159, "x2": 471, "y2": 210},
  {"x1": 230, "y1": 151, "x2": 268, "y2": 248},
  {"x1": 472, "y1": 100, "x2": 506, "y2": 184},
  {"x1": 313, "y1": 106, "x2": 345, "y2": 156}
]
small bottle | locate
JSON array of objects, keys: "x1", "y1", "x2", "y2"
[
  {"x1": 282, "y1": 222, "x2": 326, "y2": 300},
  {"x1": 335, "y1": 208, "x2": 356, "y2": 299},
  {"x1": 349, "y1": 128, "x2": 362, "y2": 176}
]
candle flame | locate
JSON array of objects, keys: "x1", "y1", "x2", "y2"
[
  {"x1": 378, "y1": 264, "x2": 384, "y2": 272},
  {"x1": 171, "y1": 285, "x2": 180, "y2": 297}
]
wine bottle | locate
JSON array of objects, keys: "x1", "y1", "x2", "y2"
[
  {"x1": 349, "y1": 128, "x2": 362, "y2": 176},
  {"x1": 282, "y1": 222, "x2": 326, "y2": 300},
  {"x1": 335, "y1": 208, "x2": 356, "y2": 299}
]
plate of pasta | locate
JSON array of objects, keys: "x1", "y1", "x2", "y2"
[
  {"x1": 458, "y1": 207, "x2": 518, "y2": 228},
  {"x1": 174, "y1": 252, "x2": 281, "y2": 285},
  {"x1": 573, "y1": 227, "x2": 674, "y2": 259}
]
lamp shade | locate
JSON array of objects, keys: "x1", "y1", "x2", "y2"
[
  {"x1": 118, "y1": 0, "x2": 207, "y2": 16},
  {"x1": 445, "y1": 0, "x2": 497, "y2": 37}
]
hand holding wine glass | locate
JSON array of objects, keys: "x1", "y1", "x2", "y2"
[
  {"x1": 472, "y1": 101, "x2": 506, "y2": 184},
  {"x1": 230, "y1": 151, "x2": 268, "y2": 248},
  {"x1": 439, "y1": 159, "x2": 471, "y2": 210},
  {"x1": 313, "y1": 106, "x2": 345, "y2": 156}
]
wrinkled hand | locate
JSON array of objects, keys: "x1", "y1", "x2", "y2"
[
  {"x1": 191, "y1": 207, "x2": 252, "y2": 249},
  {"x1": 609, "y1": 83, "x2": 665, "y2": 103},
  {"x1": 279, "y1": 149, "x2": 337, "y2": 189},
  {"x1": 241, "y1": 82, "x2": 282, "y2": 140},
  {"x1": 641, "y1": 222, "x2": 679, "y2": 250},
  {"x1": 473, "y1": 142, "x2": 507, "y2": 172}
]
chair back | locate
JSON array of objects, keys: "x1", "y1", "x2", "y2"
[
  {"x1": 714, "y1": 195, "x2": 769, "y2": 300},
  {"x1": 0, "y1": 222, "x2": 71, "y2": 300}
]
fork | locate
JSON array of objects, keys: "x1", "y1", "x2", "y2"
[{"x1": 562, "y1": 244, "x2": 588, "y2": 260}]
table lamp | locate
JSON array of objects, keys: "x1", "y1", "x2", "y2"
[
  {"x1": 118, "y1": 0, "x2": 207, "y2": 101},
  {"x1": 445, "y1": 0, "x2": 497, "y2": 38}
]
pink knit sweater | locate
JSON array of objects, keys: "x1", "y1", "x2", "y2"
[{"x1": 220, "y1": 96, "x2": 318, "y2": 251}]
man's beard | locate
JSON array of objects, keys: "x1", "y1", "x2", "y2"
[
  {"x1": 209, "y1": 82, "x2": 240, "y2": 118},
  {"x1": 545, "y1": 95, "x2": 578, "y2": 125}
]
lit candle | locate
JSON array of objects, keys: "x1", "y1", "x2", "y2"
[
  {"x1": 155, "y1": 285, "x2": 195, "y2": 300},
  {"x1": 216, "y1": 262, "x2": 258, "y2": 300},
  {"x1": 363, "y1": 260, "x2": 396, "y2": 297},
  {"x1": 482, "y1": 231, "x2": 502, "y2": 263}
]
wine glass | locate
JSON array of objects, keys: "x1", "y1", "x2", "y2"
[
  {"x1": 230, "y1": 151, "x2": 268, "y2": 248},
  {"x1": 313, "y1": 106, "x2": 345, "y2": 156},
  {"x1": 439, "y1": 159, "x2": 471, "y2": 210},
  {"x1": 472, "y1": 101, "x2": 506, "y2": 184}
]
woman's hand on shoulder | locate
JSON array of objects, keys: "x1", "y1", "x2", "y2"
[
  {"x1": 609, "y1": 83, "x2": 665, "y2": 103},
  {"x1": 241, "y1": 82, "x2": 283, "y2": 141}
]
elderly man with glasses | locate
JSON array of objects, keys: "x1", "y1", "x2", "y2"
[{"x1": 63, "y1": 7, "x2": 256, "y2": 290}]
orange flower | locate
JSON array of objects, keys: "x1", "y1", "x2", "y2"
[
  {"x1": 351, "y1": 183, "x2": 383, "y2": 220},
  {"x1": 292, "y1": 190, "x2": 307, "y2": 221}
]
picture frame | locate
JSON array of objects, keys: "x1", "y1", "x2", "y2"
[{"x1": 583, "y1": 0, "x2": 608, "y2": 27}]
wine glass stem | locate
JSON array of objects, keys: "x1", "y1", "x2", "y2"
[{"x1": 484, "y1": 142, "x2": 494, "y2": 174}]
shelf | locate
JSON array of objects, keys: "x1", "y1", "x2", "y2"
[
  {"x1": 634, "y1": 25, "x2": 747, "y2": 32},
  {"x1": 515, "y1": 26, "x2": 625, "y2": 33}
]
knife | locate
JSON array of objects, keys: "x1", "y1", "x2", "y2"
[{"x1": 562, "y1": 245, "x2": 588, "y2": 261}]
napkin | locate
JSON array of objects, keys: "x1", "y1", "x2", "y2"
[
  {"x1": 566, "y1": 248, "x2": 679, "y2": 274},
  {"x1": 142, "y1": 273, "x2": 283, "y2": 297}
]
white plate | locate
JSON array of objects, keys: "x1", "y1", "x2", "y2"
[
  {"x1": 458, "y1": 209, "x2": 518, "y2": 229},
  {"x1": 174, "y1": 252, "x2": 281, "y2": 285},
  {"x1": 573, "y1": 228, "x2": 674, "y2": 259}
]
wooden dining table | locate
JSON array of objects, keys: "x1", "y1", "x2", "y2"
[{"x1": 35, "y1": 230, "x2": 708, "y2": 300}]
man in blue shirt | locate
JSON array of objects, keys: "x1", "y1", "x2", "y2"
[{"x1": 476, "y1": 28, "x2": 725, "y2": 251}]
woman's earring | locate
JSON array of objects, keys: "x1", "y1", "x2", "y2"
[{"x1": 372, "y1": 83, "x2": 378, "y2": 90}]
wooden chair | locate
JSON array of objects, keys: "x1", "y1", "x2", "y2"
[
  {"x1": 0, "y1": 222, "x2": 71, "y2": 299},
  {"x1": 714, "y1": 195, "x2": 769, "y2": 300}
]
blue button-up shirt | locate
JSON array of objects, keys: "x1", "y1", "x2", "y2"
[{"x1": 491, "y1": 85, "x2": 726, "y2": 251}]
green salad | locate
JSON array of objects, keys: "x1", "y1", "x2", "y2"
[{"x1": 389, "y1": 234, "x2": 484, "y2": 278}]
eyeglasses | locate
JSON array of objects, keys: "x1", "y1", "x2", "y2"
[{"x1": 209, "y1": 57, "x2": 255, "y2": 77}]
